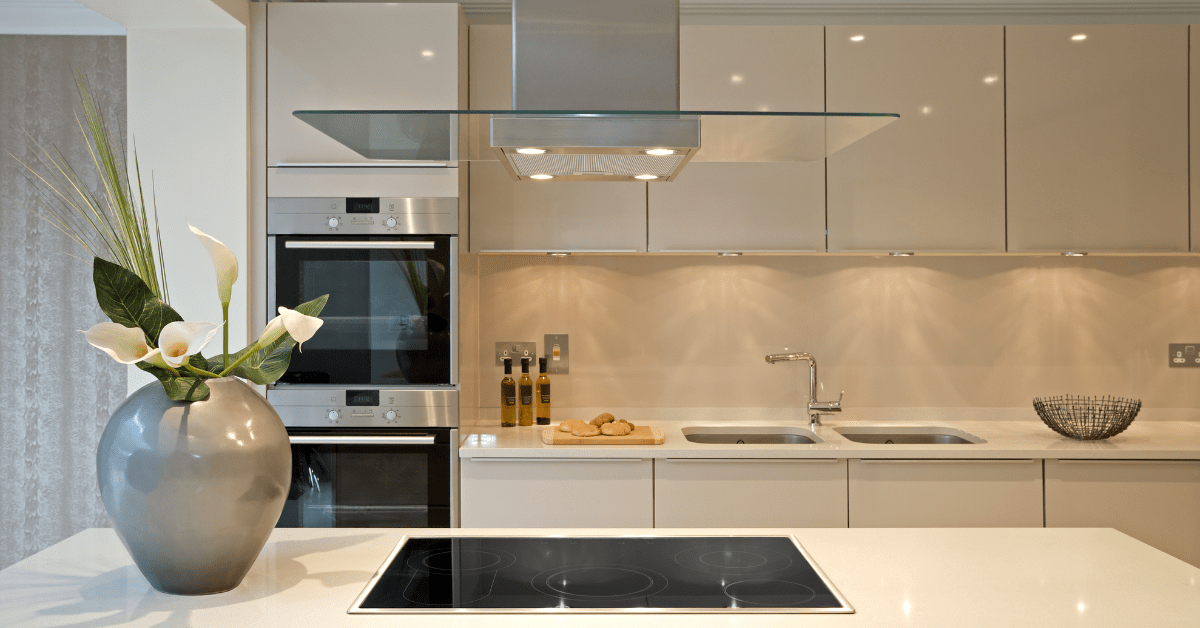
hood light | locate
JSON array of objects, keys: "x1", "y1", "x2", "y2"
[
  {"x1": 634, "y1": 174, "x2": 658, "y2": 180},
  {"x1": 529, "y1": 174, "x2": 554, "y2": 180},
  {"x1": 644, "y1": 149, "x2": 678, "y2": 156},
  {"x1": 516, "y1": 148, "x2": 547, "y2": 154}
]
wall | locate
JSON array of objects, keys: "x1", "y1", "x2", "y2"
[
  {"x1": 472, "y1": 255, "x2": 1200, "y2": 423},
  {"x1": 0, "y1": 34, "x2": 128, "y2": 570}
]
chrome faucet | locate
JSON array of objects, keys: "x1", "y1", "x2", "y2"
[{"x1": 765, "y1": 352, "x2": 844, "y2": 430}]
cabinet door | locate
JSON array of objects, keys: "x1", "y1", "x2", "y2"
[
  {"x1": 1007, "y1": 25, "x2": 1188, "y2": 252},
  {"x1": 648, "y1": 26, "x2": 825, "y2": 253},
  {"x1": 460, "y1": 458, "x2": 653, "y2": 527},
  {"x1": 848, "y1": 459, "x2": 1042, "y2": 527},
  {"x1": 266, "y1": 3, "x2": 464, "y2": 166},
  {"x1": 826, "y1": 26, "x2": 1005, "y2": 253},
  {"x1": 468, "y1": 24, "x2": 647, "y2": 253},
  {"x1": 1045, "y1": 459, "x2": 1200, "y2": 567},
  {"x1": 1192, "y1": 25, "x2": 1200, "y2": 252},
  {"x1": 655, "y1": 458, "x2": 847, "y2": 528}
]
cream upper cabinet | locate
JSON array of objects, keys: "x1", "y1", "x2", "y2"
[
  {"x1": 468, "y1": 25, "x2": 647, "y2": 253},
  {"x1": 826, "y1": 26, "x2": 1006, "y2": 253},
  {"x1": 1192, "y1": 25, "x2": 1200, "y2": 252},
  {"x1": 647, "y1": 26, "x2": 826, "y2": 253},
  {"x1": 1045, "y1": 459, "x2": 1200, "y2": 568},
  {"x1": 1007, "y1": 25, "x2": 1189, "y2": 253},
  {"x1": 265, "y1": 3, "x2": 465, "y2": 166}
]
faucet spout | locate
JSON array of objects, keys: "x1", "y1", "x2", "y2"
[{"x1": 765, "y1": 351, "x2": 843, "y2": 429}]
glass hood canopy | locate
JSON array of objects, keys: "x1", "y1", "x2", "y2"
[{"x1": 293, "y1": 110, "x2": 899, "y2": 182}]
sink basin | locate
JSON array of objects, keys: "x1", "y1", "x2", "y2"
[
  {"x1": 682, "y1": 425, "x2": 823, "y2": 445},
  {"x1": 833, "y1": 425, "x2": 986, "y2": 445}
]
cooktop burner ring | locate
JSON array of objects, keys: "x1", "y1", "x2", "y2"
[
  {"x1": 674, "y1": 545, "x2": 793, "y2": 575},
  {"x1": 406, "y1": 547, "x2": 517, "y2": 575},
  {"x1": 531, "y1": 564, "x2": 670, "y2": 602},
  {"x1": 723, "y1": 579, "x2": 817, "y2": 607}
]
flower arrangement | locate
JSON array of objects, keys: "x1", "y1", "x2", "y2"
[{"x1": 18, "y1": 72, "x2": 326, "y2": 401}]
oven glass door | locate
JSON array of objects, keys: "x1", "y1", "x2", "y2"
[
  {"x1": 279, "y1": 430, "x2": 452, "y2": 528},
  {"x1": 272, "y1": 234, "x2": 453, "y2": 386}
]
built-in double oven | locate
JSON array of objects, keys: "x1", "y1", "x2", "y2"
[{"x1": 267, "y1": 196, "x2": 458, "y2": 528}]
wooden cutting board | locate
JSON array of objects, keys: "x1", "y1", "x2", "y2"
[{"x1": 542, "y1": 425, "x2": 664, "y2": 445}]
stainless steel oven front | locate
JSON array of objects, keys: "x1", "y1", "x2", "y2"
[{"x1": 267, "y1": 196, "x2": 460, "y2": 528}]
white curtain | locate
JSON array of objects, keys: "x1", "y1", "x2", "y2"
[{"x1": 0, "y1": 35, "x2": 128, "y2": 570}]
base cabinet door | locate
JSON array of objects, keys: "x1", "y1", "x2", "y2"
[
  {"x1": 655, "y1": 459, "x2": 847, "y2": 528},
  {"x1": 1045, "y1": 459, "x2": 1200, "y2": 567},
  {"x1": 848, "y1": 459, "x2": 1042, "y2": 527},
  {"x1": 460, "y1": 458, "x2": 653, "y2": 527}
]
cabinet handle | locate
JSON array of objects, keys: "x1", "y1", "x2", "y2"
[
  {"x1": 285, "y1": 241, "x2": 436, "y2": 250},
  {"x1": 664, "y1": 458, "x2": 839, "y2": 463},
  {"x1": 289, "y1": 435, "x2": 436, "y2": 445},
  {"x1": 272, "y1": 162, "x2": 450, "y2": 168},
  {"x1": 476, "y1": 249, "x2": 641, "y2": 254},
  {"x1": 857, "y1": 459, "x2": 1035, "y2": 464},
  {"x1": 1055, "y1": 459, "x2": 1200, "y2": 465},
  {"x1": 467, "y1": 457, "x2": 644, "y2": 463}
]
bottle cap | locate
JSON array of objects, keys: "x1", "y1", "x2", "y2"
[
  {"x1": 503, "y1": 357, "x2": 512, "y2": 374},
  {"x1": 539, "y1": 357, "x2": 547, "y2": 373},
  {"x1": 520, "y1": 356, "x2": 530, "y2": 373}
]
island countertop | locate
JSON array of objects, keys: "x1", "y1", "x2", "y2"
[{"x1": 1, "y1": 527, "x2": 1198, "y2": 627}]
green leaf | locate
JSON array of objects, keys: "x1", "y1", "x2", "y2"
[
  {"x1": 92, "y1": 257, "x2": 182, "y2": 342},
  {"x1": 137, "y1": 363, "x2": 210, "y2": 402},
  {"x1": 209, "y1": 294, "x2": 330, "y2": 385}
]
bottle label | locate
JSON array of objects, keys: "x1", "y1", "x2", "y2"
[
  {"x1": 520, "y1": 384, "x2": 532, "y2": 405},
  {"x1": 502, "y1": 382, "x2": 516, "y2": 406},
  {"x1": 539, "y1": 383, "x2": 551, "y2": 403}
]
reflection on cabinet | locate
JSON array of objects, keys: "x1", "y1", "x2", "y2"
[
  {"x1": 847, "y1": 459, "x2": 1042, "y2": 527},
  {"x1": 826, "y1": 26, "x2": 1005, "y2": 253},
  {"x1": 265, "y1": 3, "x2": 465, "y2": 166},
  {"x1": 1007, "y1": 25, "x2": 1189, "y2": 253},
  {"x1": 1045, "y1": 459, "x2": 1200, "y2": 567},
  {"x1": 460, "y1": 458, "x2": 653, "y2": 528},
  {"x1": 654, "y1": 458, "x2": 848, "y2": 528},
  {"x1": 647, "y1": 26, "x2": 825, "y2": 253},
  {"x1": 468, "y1": 24, "x2": 647, "y2": 253}
]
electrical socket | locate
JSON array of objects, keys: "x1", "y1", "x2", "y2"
[
  {"x1": 495, "y1": 341, "x2": 536, "y2": 367},
  {"x1": 545, "y1": 334, "x2": 569, "y2": 374},
  {"x1": 1168, "y1": 343, "x2": 1200, "y2": 368}
]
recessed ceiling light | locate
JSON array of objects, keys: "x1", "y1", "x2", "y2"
[
  {"x1": 516, "y1": 148, "x2": 547, "y2": 154},
  {"x1": 634, "y1": 174, "x2": 658, "y2": 180},
  {"x1": 850, "y1": 35, "x2": 865, "y2": 42},
  {"x1": 644, "y1": 148, "x2": 677, "y2": 156},
  {"x1": 529, "y1": 174, "x2": 554, "y2": 180},
  {"x1": 1072, "y1": 34, "x2": 1087, "y2": 41}
]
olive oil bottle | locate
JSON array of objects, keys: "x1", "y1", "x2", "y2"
[
  {"x1": 535, "y1": 357, "x2": 551, "y2": 426},
  {"x1": 518, "y1": 357, "x2": 534, "y2": 426},
  {"x1": 500, "y1": 358, "x2": 516, "y2": 427}
]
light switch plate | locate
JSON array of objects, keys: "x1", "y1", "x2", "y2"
[
  {"x1": 495, "y1": 341, "x2": 536, "y2": 367},
  {"x1": 545, "y1": 334, "x2": 569, "y2": 374},
  {"x1": 1168, "y1": 343, "x2": 1200, "y2": 368}
]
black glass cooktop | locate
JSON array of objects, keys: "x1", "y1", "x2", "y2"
[{"x1": 350, "y1": 536, "x2": 852, "y2": 614}]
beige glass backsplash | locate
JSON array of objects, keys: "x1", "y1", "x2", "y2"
[{"x1": 465, "y1": 254, "x2": 1200, "y2": 415}]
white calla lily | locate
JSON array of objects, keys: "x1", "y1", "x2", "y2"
[
  {"x1": 156, "y1": 321, "x2": 223, "y2": 368},
  {"x1": 188, "y1": 224, "x2": 238, "y2": 306},
  {"x1": 82, "y1": 323, "x2": 155, "y2": 364},
  {"x1": 257, "y1": 306, "x2": 324, "y2": 352}
]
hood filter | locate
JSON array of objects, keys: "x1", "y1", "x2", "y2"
[{"x1": 508, "y1": 153, "x2": 684, "y2": 179}]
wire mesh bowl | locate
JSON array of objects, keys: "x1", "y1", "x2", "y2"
[{"x1": 1032, "y1": 395, "x2": 1141, "y2": 440}]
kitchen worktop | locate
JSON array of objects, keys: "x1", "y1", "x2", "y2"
[
  {"x1": 1, "y1": 527, "x2": 1198, "y2": 627},
  {"x1": 459, "y1": 417, "x2": 1200, "y2": 459}
]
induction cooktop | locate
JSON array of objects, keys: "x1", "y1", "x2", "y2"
[{"x1": 349, "y1": 535, "x2": 853, "y2": 614}]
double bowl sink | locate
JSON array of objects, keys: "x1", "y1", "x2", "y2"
[{"x1": 681, "y1": 425, "x2": 986, "y2": 446}]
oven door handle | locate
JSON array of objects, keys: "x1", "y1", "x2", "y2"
[
  {"x1": 288, "y1": 435, "x2": 437, "y2": 445},
  {"x1": 284, "y1": 241, "x2": 437, "y2": 250}
]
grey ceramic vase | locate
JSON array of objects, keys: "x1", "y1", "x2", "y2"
[{"x1": 96, "y1": 377, "x2": 291, "y2": 595}]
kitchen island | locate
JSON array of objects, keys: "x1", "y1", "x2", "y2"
[{"x1": 1, "y1": 527, "x2": 1197, "y2": 627}]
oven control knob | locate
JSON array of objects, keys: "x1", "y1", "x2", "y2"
[
  {"x1": 385, "y1": 410, "x2": 398, "y2": 421},
  {"x1": 327, "y1": 217, "x2": 340, "y2": 228},
  {"x1": 384, "y1": 217, "x2": 398, "y2": 228},
  {"x1": 327, "y1": 410, "x2": 340, "y2": 422}
]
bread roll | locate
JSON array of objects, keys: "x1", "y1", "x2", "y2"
[
  {"x1": 618, "y1": 419, "x2": 635, "y2": 430},
  {"x1": 571, "y1": 424, "x2": 602, "y2": 437},
  {"x1": 590, "y1": 413, "x2": 616, "y2": 427},
  {"x1": 600, "y1": 421, "x2": 632, "y2": 436},
  {"x1": 558, "y1": 419, "x2": 587, "y2": 433}
]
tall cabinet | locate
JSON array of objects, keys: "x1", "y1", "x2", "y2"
[
  {"x1": 647, "y1": 26, "x2": 827, "y2": 253},
  {"x1": 826, "y1": 26, "x2": 1006, "y2": 253},
  {"x1": 1006, "y1": 25, "x2": 1189, "y2": 253}
]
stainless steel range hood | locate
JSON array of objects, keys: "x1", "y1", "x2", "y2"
[{"x1": 293, "y1": 0, "x2": 898, "y2": 181}]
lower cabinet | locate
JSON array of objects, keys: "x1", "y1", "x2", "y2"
[
  {"x1": 654, "y1": 458, "x2": 847, "y2": 527},
  {"x1": 460, "y1": 457, "x2": 653, "y2": 528},
  {"x1": 848, "y1": 459, "x2": 1043, "y2": 527},
  {"x1": 1045, "y1": 459, "x2": 1200, "y2": 567}
]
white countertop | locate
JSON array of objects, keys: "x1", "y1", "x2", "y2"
[
  {"x1": 459, "y1": 419, "x2": 1200, "y2": 459},
  {"x1": 2, "y1": 527, "x2": 1198, "y2": 627}
]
